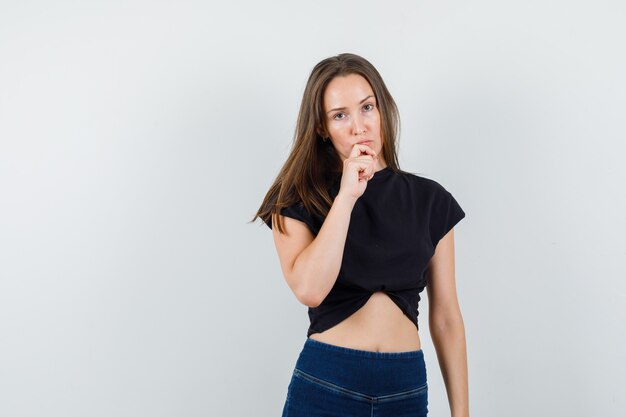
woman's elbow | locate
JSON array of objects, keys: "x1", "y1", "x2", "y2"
[
  {"x1": 296, "y1": 287, "x2": 322, "y2": 308},
  {"x1": 429, "y1": 310, "x2": 465, "y2": 333}
]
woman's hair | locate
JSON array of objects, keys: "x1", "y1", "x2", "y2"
[{"x1": 252, "y1": 53, "x2": 404, "y2": 234}]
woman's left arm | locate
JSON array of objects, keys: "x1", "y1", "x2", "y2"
[{"x1": 426, "y1": 228, "x2": 470, "y2": 417}]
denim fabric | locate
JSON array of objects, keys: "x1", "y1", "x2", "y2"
[{"x1": 281, "y1": 337, "x2": 428, "y2": 417}]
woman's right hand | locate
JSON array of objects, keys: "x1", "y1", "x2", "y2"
[{"x1": 337, "y1": 143, "x2": 379, "y2": 201}]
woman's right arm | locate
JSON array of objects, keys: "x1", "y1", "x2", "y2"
[
  {"x1": 272, "y1": 143, "x2": 377, "y2": 307},
  {"x1": 272, "y1": 192, "x2": 356, "y2": 307}
]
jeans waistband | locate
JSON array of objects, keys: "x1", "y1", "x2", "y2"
[
  {"x1": 304, "y1": 337, "x2": 424, "y2": 359},
  {"x1": 293, "y1": 337, "x2": 427, "y2": 396}
]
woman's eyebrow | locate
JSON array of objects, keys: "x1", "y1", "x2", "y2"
[{"x1": 326, "y1": 95, "x2": 374, "y2": 114}]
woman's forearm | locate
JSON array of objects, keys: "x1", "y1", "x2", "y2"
[
  {"x1": 291, "y1": 192, "x2": 356, "y2": 306},
  {"x1": 430, "y1": 317, "x2": 470, "y2": 417}
]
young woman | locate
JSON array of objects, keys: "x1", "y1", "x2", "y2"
[{"x1": 253, "y1": 53, "x2": 470, "y2": 417}]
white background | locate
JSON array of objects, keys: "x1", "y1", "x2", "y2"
[{"x1": 1, "y1": 1, "x2": 625, "y2": 416}]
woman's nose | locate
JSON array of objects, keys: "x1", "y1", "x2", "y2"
[{"x1": 352, "y1": 115, "x2": 366, "y2": 135}]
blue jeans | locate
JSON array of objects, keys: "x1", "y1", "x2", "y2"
[{"x1": 282, "y1": 337, "x2": 428, "y2": 417}]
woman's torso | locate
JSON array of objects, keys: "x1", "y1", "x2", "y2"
[
  {"x1": 306, "y1": 170, "x2": 428, "y2": 353},
  {"x1": 308, "y1": 290, "x2": 422, "y2": 352}
]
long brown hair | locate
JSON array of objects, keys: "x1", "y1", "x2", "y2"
[{"x1": 251, "y1": 53, "x2": 406, "y2": 234}]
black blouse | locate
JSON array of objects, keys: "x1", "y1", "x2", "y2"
[{"x1": 266, "y1": 166, "x2": 466, "y2": 338}]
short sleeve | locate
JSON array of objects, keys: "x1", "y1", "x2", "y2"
[
  {"x1": 265, "y1": 201, "x2": 320, "y2": 235},
  {"x1": 429, "y1": 186, "x2": 466, "y2": 247}
]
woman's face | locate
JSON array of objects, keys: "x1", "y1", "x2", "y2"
[{"x1": 322, "y1": 73, "x2": 384, "y2": 167}]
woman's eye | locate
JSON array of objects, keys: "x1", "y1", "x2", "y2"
[
  {"x1": 363, "y1": 103, "x2": 374, "y2": 111},
  {"x1": 333, "y1": 113, "x2": 345, "y2": 120}
]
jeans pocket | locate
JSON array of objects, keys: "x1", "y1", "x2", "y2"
[
  {"x1": 293, "y1": 368, "x2": 370, "y2": 402},
  {"x1": 376, "y1": 382, "x2": 428, "y2": 403}
]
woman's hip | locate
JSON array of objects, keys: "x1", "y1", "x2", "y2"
[{"x1": 281, "y1": 337, "x2": 428, "y2": 416}]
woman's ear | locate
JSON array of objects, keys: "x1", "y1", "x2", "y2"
[{"x1": 316, "y1": 122, "x2": 329, "y2": 139}]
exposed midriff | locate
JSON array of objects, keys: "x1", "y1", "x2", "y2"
[{"x1": 308, "y1": 291, "x2": 422, "y2": 353}]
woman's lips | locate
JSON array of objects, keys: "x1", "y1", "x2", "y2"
[{"x1": 357, "y1": 140, "x2": 372, "y2": 145}]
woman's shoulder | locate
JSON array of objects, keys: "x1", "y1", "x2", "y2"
[{"x1": 392, "y1": 168, "x2": 448, "y2": 194}]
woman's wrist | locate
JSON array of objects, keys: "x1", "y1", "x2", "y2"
[{"x1": 334, "y1": 191, "x2": 358, "y2": 209}]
